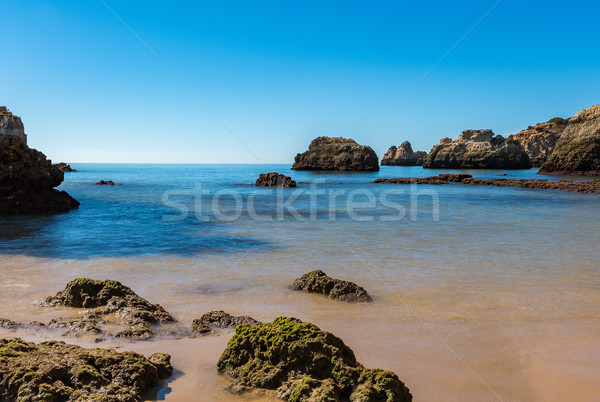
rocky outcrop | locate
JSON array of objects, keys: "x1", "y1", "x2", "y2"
[
  {"x1": 292, "y1": 136, "x2": 379, "y2": 171},
  {"x1": 54, "y1": 162, "x2": 78, "y2": 172},
  {"x1": 42, "y1": 278, "x2": 175, "y2": 339},
  {"x1": 217, "y1": 317, "x2": 412, "y2": 401},
  {"x1": 0, "y1": 106, "x2": 27, "y2": 145},
  {"x1": 508, "y1": 120, "x2": 568, "y2": 166},
  {"x1": 423, "y1": 129, "x2": 531, "y2": 169},
  {"x1": 192, "y1": 311, "x2": 259, "y2": 334},
  {"x1": 292, "y1": 270, "x2": 373, "y2": 302},
  {"x1": 0, "y1": 337, "x2": 172, "y2": 401},
  {"x1": 381, "y1": 141, "x2": 427, "y2": 166},
  {"x1": 374, "y1": 174, "x2": 600, "y2": 194},
  {"x1": 539, "y1": 105, "x2": 600, "y2": 175},
  {"x1": 255, "y1": 172, "x2": 297, "y2": 188},
  {"x1": 0, "y1": 136, "x2": 79, "y2": 214},
  {"x1": 95, "y1": 180, "x2": 115, "y2": 185}
]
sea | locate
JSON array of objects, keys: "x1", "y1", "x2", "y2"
[{"x1": 0, "y1": 164, "x2": 599, "y2": 401}]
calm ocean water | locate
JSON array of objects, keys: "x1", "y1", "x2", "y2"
[{"x1": 1, "y1": 164, "x2": 599, "y2": 400}]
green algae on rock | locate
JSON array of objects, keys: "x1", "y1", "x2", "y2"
[
  {"x1": 192, "y1": 310, "x2": 259, "y2": 335},
  {"x1": 217, "y1": 317, "x2": 411, "y2": 401},
  {"x1": 292, "y1": 270, "x2": 373, "y2": 303},
  {"x1": 0, "y1": 337, "x2": 172, "y2": 401}
]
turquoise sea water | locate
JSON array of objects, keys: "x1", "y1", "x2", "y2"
[{"x1": 1, "y1": 164, "x2": 599, "y2": 400}]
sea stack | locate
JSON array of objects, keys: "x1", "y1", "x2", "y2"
[
  {"x1": 539, "y1": 105, "x2": 600, "y2": 175},
  {"x1": 422, "y1": 129, "x2": 531, "y2": 169},
  {"x1": 292, "y1": 136, "x2": 379, "y2": 171},
  {"x1": 381, "y1": 141, "x2": 427, "y2": 166}
]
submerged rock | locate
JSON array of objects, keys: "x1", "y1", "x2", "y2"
[
  {"x1": 539, "y1": 105, "x2": 600, "y2": 175},
  {"x1": 374, "y1": 174, "x2": 473, "y2": 185},
  {"x1": 192, "y1": 311, "x2": 259, "y2": 335},
  {"x1": 54, "y1": 162, "x2": 78, "y2": 172},
  {"x1": 43, "y1": 278, "x2": 175, "y2": 339},
  {"x1": 217, "y1": 317, "x2": 412, "y2": 401},
  {"x1": 423, "y1": 129, "x2": 531, "y2": 169},
  {"x1": 292, "y1": 137, "x2": 379, "y2": 171},
  {"x1": 508, "y1": 120, "x2": 567, "y2": 167},
  {"x1": 0, "y1": 337, "x2": 172, "y2": 401},
  {"x1": 256, "y1": 172, "x2": 297, "y2": 188},
  {"x1": 292, "y1": 270, "x2": 373, "y2": 303},
  {"x1": 95, "y1": 180, "x2": 115, "y2": 185},
  {"x1": 47, "y1": 316, "x2": 103, "y2": 338},
  {"x1": 0, "y1": 319, "x2": 18, "y2": 330},
  {"x1": 381, "y1": 141, "x2": 427, "y2": 166},
  {"x1": 0, "y1": 136, "x2": 80, "y2": 214}
]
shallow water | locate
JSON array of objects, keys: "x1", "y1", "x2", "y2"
[{"x1": 1, "y1": 164, "x2": 599, "y2": 401}]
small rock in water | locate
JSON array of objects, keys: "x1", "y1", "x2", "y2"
[
  {"x1": 95, "y1": 180, "x2": 115, "y2": 185},
  {"x1": 192, "y1": 310, "x2": 259, "y2": 334},
  {"x1": 292, "y1": 270, "x2": 373, "y2": 302},
  {"x1": 255, "y1": 172, "x2": 297, "y2": 188}
]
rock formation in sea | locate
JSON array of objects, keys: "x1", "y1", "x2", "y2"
[
  {"x1": 217, "y1": 316, "x2": 412, "y2": 401},
  {"x1": 292, "y1": 270, "x2": 373, "y2": 302},
  {"x1": 422, "y1": 129, "x2": 531, "y2": 169},
  {"x1": 95, "y1": 180, "x2": 116, "y2": 185},
  {"x1": 192, "y1": 311, "x2": 259, "y2": 334},
  {"x1": 292, "y1": 136, "x2": 379, "y2": 171},
  {"x1": 0, "y1": 337, "x2": 172, "y2": 401},
  {"x1": 0, "y1": 106, "x2": 27, "y2": 145},
  {"x1": 381, "y1": 141, "x2": 427, "y2": 166},
  {"x1": 0, "y1": 135, "x2": 80, "y2": 214},
  {"x1": 508, "y1": 119, "x2": 568, "y2": 167},
  {"x1": 54, "y1": 162, "x2": 78, "y2": 172},
  {"x1": 255, "y1": 172, "x2": 296, "y2": 187},
  {"x1": 539, "y1": 105, "x2": 600, "y2": 175}
]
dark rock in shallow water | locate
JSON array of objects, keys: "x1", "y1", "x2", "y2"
[
  {"x1": 0, "y1": 136, "x2": 80, "y2": 214},
  {"x1": 292, "y1": 136, "x2": 379, "y2": 171},
  {"x1": 47, "y1": 316, "x2": 103, "y2": 337},
  {"x1": 256, "y1": 172, "x2": 297, "y2": 188},
  {"x1": 423, "y1": 129, "x2": 531, "y2": 169},
  {"x1": 95, "y1": 180, "x2": 115, "y2": 185},
  {"x1": 292, "y1": 270, "x2": 373, "y2": 303},
  {"x1": 539, "y1": 105, "x2": 600, "y2": 175},
  {"x1": 217, "y1": 317, "x2": 412, "y2": 401},
  {"x1": 381, "y1": 141, "x2": 426, "y2": 166},
  {"x1": 374, "y1": 174, "x2": 473, "y2": 185},
  {"x1": 42, "y1": 278, "x2": 175, "y2": 339},
  {"x1": 54, "y1": 162, "x2": 78, "y2": 172},
  {"x1": 0, "y1": 337, "x2": 171, "y2": 401},
  {"x1": 0, "y1": 318, "x2": 18, "y2": 329},
  {"x1": 192, "y1": 311, "x2": 259, "y2": 335}
]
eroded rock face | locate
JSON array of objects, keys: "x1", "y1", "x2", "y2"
[
  {"x1": 0, "y1": 136, "x2": 80, "y2": 214},
  {"x1": 381, "y1": 141, "x2": 427, "y2": 166},
  {"x1": 422, "y1": 130, "x2": 531, "y2": 169},
  {"x1": 508, "y1": 120, "x2": 567, "y2": 167},
  {"x1": 539, "y1": 105, "x2": 600, "y2": 175},
  {"x1": 192, "y1": 311, "x2": 259, "y2": 334},
  {"x1": 292, "y1": 270, "x2": 373, "y2": 303},
  {"x1": 54, "y1": 162, "x2": 77, "y2": 172},
  {"x1": 0, "y1": 338, "x2": 172, "y2": 401},
  {"x1": 292, "y1": 137, "x2": 379, "y2": 171},
  {"x1": 256, "y1": 172, "x2": 297, "y2": 188},
  {"x1": 217, "y1": 317, "x2": 412, "y2": 401},
  {"x1": 0, "y1": 107, "x2": 27, "y2": 145}
]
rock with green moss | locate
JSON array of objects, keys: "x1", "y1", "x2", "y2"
[
  {"x1": 217, "y1": 317, "x2": 411, "y2": 401},
  {"x1": 0, "y1": 337, "x2": 172, "y2": 401},
  {"x1": 0, "y1": 319, "x2": 18, "y2": 330},
  {"x1": 192, "y1": 311, "x2": 259, "y2": 334},
  {"x1": 292, "y1": 270, "x2": 373, "y2": 303}
]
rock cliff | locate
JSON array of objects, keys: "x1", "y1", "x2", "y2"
[
  {"x1": 0, "y1": 136, "x2": 79, "y2": 214},
  {"x1": 381, "y1": 141, "x2": 426, "y2": 166},
  {"x1": 422, "y1": 129, "x2": 531, "y2": 169},
  {"x1": 508, "y1": 120, "x2": 567, "y2": 167},
  {"x1": 539, "y1": 105, "x2": 600, "y2": 175},
  {"x1": 0, "y1": 106, "x2": 27, "y2": 145},
  {"x1": 292, "y1": 136, "x2": 379, "y2": 171}
]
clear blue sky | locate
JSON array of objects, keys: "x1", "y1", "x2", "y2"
[{"x1": 3, "y1": 0, "x2": 599, "y2": 163}]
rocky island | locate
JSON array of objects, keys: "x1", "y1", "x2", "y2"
[
  {"x1": 381, "y1": 141, "x2": 426, "y2": 166},
  {"x1": 539, "y1": 105, "x2": 600, "y2": 175},
  {"x1": 292, "y1": 136, "x2": 379, "y2": 171},
  {"x1": 422, "y1": 129, "x2": 531, "y2": 169}
]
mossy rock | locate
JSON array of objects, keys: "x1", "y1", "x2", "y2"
[
  {"x1": 292, "y1": 270, "x2": 373, "y2": 303},
  {"x1": 218, "y1": 317, "x2": 411, "y2": 401},
  {"x1": 192, "y1": 310, "x2": 259, "y2": 334},
  {"x1": 0, "y1": 338, "x2": 172, "y2": 401}
]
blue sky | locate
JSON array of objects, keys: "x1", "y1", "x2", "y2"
[{"x1": 3, "y1": 0, "x2": 599, "y2": 163}]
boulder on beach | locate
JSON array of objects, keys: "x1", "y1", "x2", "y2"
[
  {"x1": 381, "y1": 141, "x2": 427, "y2": 166},
  {"x1": 0, "y1": 337, "x2": 172, "y2": 401},
  {"x1": 508, "y1": 119, "x2": 568, "y2": 167},
  {"x1": 255, "y1": 172, "x2": 297, "y2": 188},
  {"x1": 422, "y1": 129, "x2": 531, "y2": 169},
  {"x1": 539, "y1": 105, "x2": 600, "y2": 175},
  {"x1": 0, "y1": 136, "x2": 80, "y2": 214},
  {"x1": 54, "y1": 162, "x2": 78, "y2": 172},
  {"x1": 217, "y1": 316, "x2": 412, "y2": 401},
  {"x1": 292, "y1": 270, "x2": 373, "y2": 302},
  {"x1": 192, "y1": 310, "x2": 259, "y2": 334},
  {"x1": 292, "y1": 136, "x2": 379, "y2": 171}
]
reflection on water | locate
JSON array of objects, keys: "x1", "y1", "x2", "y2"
[{"x1": 0, "y1": 164, "x2": 599, "y2": 400}]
